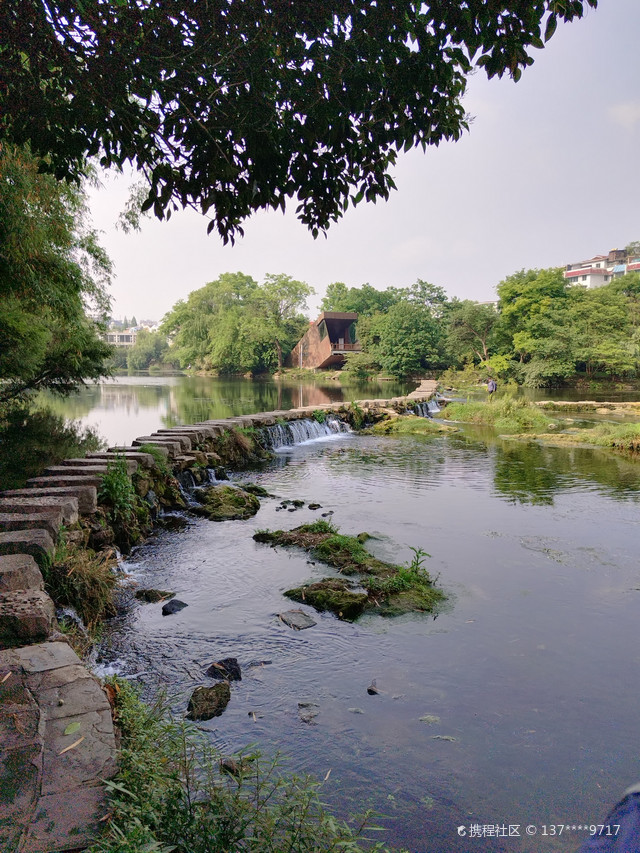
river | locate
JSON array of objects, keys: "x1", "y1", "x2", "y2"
[{"x1": 51, "y1": 376, "x2": 640, "y2": 852}]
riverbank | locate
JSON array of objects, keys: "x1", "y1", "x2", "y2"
[{"x1": 0, "y1": 383, "x2": 438, "y2": 852}]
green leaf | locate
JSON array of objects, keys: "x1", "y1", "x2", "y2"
[{"x1": 63, "y1": 721, "x2": 81, "y2": 736}]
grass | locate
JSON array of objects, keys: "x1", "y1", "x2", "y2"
[
  {"x1": 89, "y1": 678, "x2": 403, "y2": 853},
  {"x1": 514, "y1": 422, "x2": 640, "y2": 454},
  {"x1": 47, "y1": 536, "x2": 118, "y2": 632},
  {"x1": 138, "y1": 442, "x2": 172, "y2": 476},
  {"x1": 443, "y1": 395, "x2": 554, "y2": 434},
  {"x1": 368, "y1": 416, "x2": 457, "y2": 436}
]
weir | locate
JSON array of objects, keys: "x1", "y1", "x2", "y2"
[{"x1": 0, "y1": 380, "x2": 438, "y2": 852}]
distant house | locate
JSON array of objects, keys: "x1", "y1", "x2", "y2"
[
  {"x1": 290, "y1": 312, "x2": 361, "y2": 369},
  {"x1": 105, "y1": 329, "x2": 138, "y2": 347},
  {"x1": 564, "y1": 248, "x2": 640, "y2": 288}
]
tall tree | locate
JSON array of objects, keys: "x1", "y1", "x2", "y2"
[
  {"x1": 320, "y1": 283, "x2": 402, "y2": 317},
  {"x1": 0, "y1": 1, "x2": 596, "y2": 241},
  {"x1": 0, "y1": 145, "x2": 112, "y2": 403},
  {"x1": 446, "y1": 300, "x2": 499, "y2": 364}
]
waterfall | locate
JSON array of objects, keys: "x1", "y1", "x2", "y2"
[
  {"x1": 414, "y1": 400, "x2": 441, "y2": 418},
  {"x1": 262, "y1": 416, "x2": 351, "y2": 450}
]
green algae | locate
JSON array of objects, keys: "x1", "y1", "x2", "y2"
[{"x1": 366, "y1": 415, "x2": 457, "y2": 436}]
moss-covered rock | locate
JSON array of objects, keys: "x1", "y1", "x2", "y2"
[
  {"x1": 186, "y1": 683, "x2": 231, "y2": 720},
  {"x1": 255, "y1": 521, "x2": 446, "y2": 618},
  {"x1": 285, "y1": 578, "x2": 368, "y2": 620},
  {"x1": 191, "y1": 485, "x2": 260, "y2": 521},
  {"x1": 367, "y1": 415, "x2": 457, "y2": 436}
]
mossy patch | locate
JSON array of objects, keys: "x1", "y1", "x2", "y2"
[
  {"x1": 366, "y1": 415, "x2": 457, "y2": 436},
  {"x1": 254, "y1": 523, "x2": 445, "y2": 618},
  {"x1": 192, "y1": 484, "x2": 260, "y2": 521},
  {"x1": 284, "y1": 579, "x2": 368, "y2": 620}
]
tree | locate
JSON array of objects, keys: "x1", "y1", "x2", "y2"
[
  {"x1": 446, "y1": 300, "x2": 499, "y2": 365},
  {"x1": 320, "y1": 283, "x2": 402, "y2": 316},
  {"x1": 0, "y1": 1, "x2": 596, "y2": 242},
  {"x1": 0, "y1": 144, "x2": 112, "y2": 403},
  {"x1": 496, "y1": 267, "x2": 567, "y2": 359},
  {"x1": 362, "y1": 301, "x2": 442, "y2": 378},
  {"x1": 161, "y1": 272, "x2": 311, "y2": 374},
  {"x1": 126, "y1": 330, "x2": 171, "y2": 371}
]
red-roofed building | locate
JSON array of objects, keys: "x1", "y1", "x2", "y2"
[{"x1": 564, "y1": 249, "x2": 640, "y2": 288}]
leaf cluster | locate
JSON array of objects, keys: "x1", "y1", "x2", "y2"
[{"x1": 1, "y1": 1, "x2": 595, "y2": 241}]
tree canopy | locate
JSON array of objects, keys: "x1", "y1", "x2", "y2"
[{"x1": 1, "y1": 0, "x2": 596, "y2": 241}]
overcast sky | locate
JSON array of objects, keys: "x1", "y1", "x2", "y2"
[{"x1": 87, "y1": 0, "x2": 640, "y2": 323}]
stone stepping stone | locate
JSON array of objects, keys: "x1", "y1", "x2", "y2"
[
  {"x1": 0, "y1": 510, "x2": 63, "y2": 541},
  {"x1": 27, "y1": 474, "x2": 104, "y2": 490},
  {"x1": 0, "y1": 529, "x2": 54, "y2": 564},
  {"x1": 0, "y1": 555, "x2": 44, "y2": 592},
  {"x1": 55, "y1": 457, "x2": 138, "y2": 474},
  {"x1": 0, "y1": 495, "x2": 79, "y2": 525},
  {"x1": 279, "y1": 609, "x2": 317, "y2": 630},
  {"x1": 86, "y1": 451, "x2": 155, "y2": 468},
  {"x1": 1, "y1": 486, "x2": 97, "y2": 514},
  {"x1": 156, "y1": 427, "x2": 208, "y2": 442},
  {"x1": 110, "y1": 444, "x2": 171, "y2": 458},
  {"x1": 150, "y1": 432, "x2": 193, "y2": 450},
  {"x1": 131, "y1": 437, "x2": 182, "y2": 456},
  {"x1": 0, "y1": 590, "x2": 55, "y2": 648}
]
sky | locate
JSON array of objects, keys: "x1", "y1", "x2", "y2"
[{"x1": 86, "y1": 0, "x2": 640, "y2": 324}]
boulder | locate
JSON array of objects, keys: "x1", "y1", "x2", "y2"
[
  {"x1": 162, "y1": 599, "x2": 188, "y2": 616},
  {"x1": 284, "y1": 578, "x2": 368, "y2": 621},
  {"x1": 186, "y1": 683, "x2": 231, "y2": 720},
  {"x1": 0, "y1": 555, "x2": 44, "y2": 593},
  {"x1": 206, "y1": 658, "x2": 241, "y2": 681},
  {"x1": 191, "y1": 485, "x2": 259, "y2": 521},
  {"x1": 135, "y1": 589, "x2": 175, "y2": 604},
  {"x1": 279, "y1": 609, "x2": 317, "y2": 630}
]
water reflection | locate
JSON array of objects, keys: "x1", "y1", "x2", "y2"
[{"x1": 42, "y1": 374, "x2": 411, "y2": 446}]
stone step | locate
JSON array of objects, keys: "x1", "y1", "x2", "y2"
[
  {"x1": 27, "y1": 475, "x2": 104, "y2": 491},
  {"x1": 0, "y1": 511, "x2": 63, "y2": 542},
  {"x1": 108, "y1": 444, "x2": 170, "y2": 459},
  {"x1": 44, "y1": 460, "x2": 137, "y2": 477},
  {"x1": 0, "y1": 590, "x2": 56, "y2": 649},
  {"x1": 0, "y1": 530, "x2": 55, "y2": 565},
  {"x1": 156, "y1": 427, "x2": 208, "y2": 442},
  {"x1": 86, "y1": 451, "x2": 156, "y2": 469},
  {"x1": 0, "y1": 496, "x2": 79, "y2": 526},
  {"x1": 0, "y1": 555, "x2": 44, "y2": 593},
  {"x1": 131, "y1": 437, "x2": 182, "y2": 456},
  {"x1": 56, "y1": 457, "x2": 140, "y2": 474},
  {"x1": 150, "y1": 432, "x2": 192, "y2": 450},
  {"x1": 0, "y1": 486, "x2": 97, "y2": 515}
]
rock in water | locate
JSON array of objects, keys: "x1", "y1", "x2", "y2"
[
  {"x1": 162, "y1": 599, "x2": 188, "y2": 616},
  {"x1": 206, "y1": 657, "x2": 242, "y2": 681},
  {"x1": 190, "y1": 484, "x2": 260, "y2": 521},
  {"x1": 135, "y1": 588, "x2": 175, "y2": 603},
  {"x1": 279, "y1": 609, "x2": 317, "y2": 630},
  {"x1": 186, "y1": 683, "x2": 231, "y2": 720}
]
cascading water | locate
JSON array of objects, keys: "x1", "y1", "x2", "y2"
[
  {"x1": 414, "y1": 400, "x2": 441, "y2": 417},
  {"x1": 262, "y1": 416, "x2": 351, "y2": 450}
]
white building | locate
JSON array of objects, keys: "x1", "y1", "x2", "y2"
[{"x1": 564, "y1": 248, "x2": 640, "y2": 288}]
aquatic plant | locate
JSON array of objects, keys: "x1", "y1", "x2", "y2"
[
  {"x1": 444, "y1": 396, "x2": 553, "y2": 433},
  {"x1": 89, "y1": 678, "x2": 402, "y2": 853}
]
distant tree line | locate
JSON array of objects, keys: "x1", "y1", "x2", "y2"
[{"x1": 320, "y1": 268, "x2": 640, "y2": 386}]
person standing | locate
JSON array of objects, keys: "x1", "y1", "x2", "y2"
[{"x1": 487, "y1": 378, "x2": 497, "y2": 396}]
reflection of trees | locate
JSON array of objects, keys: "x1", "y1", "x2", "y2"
[
  {"x1": 161, "y1": 376, "x2": 412, "y2": 427},
  {"x1": 493, "y1": 440, "x2": 640, "y2": 505}
]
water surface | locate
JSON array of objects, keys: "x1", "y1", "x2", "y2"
[{"x1": 96, "y1": 426, "x2": 640, "y2": 853}]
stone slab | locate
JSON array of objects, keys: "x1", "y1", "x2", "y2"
[
  {"x1": 41, "y1": 707, "x2": 116, "y2": 795},
  {"x1": 109, "y1": 443, "x2": 170, "y2": 458},
  {"x1": 156, "y1": 427, "x2": 206, "y2": 442},
  {"x1": 0, "y1": 530, "x2": 54, "y2": 564},
  {"x1": 26, "y1": 475, "x2": 104, "y2": 491},
  {"x1": 0, "y1": 555, "x2": 44, "y2": 593},
  {"x1": 131, "y1": 437, "x2": 181, "y2": 456},
  {"x1": 55, "y1": 457, "x2": 139, "y2": 475},
  {"x1": 86, "y1": 451, "x2": 155, "y2": 469},
  {"x1": 150, "y1": 432, "x2": 192, "y2": 450},
  {"x1": 22, "y1": 785, "x2": 111, "y2": 853},
  {"x1": 0, "y1": 511, "x2": 62, "y2": 542},
  {"x1": 0, "y1": 591, "x2": 56, "y2": 649},
  {"x1": 0, "y1": 497, "x2": 78, "y2": 526},
  {"x1": 0, "y1": 666, "x2": 41, "y2": 751},
  {"x1": 1, "y1": 487, "x2": 96, "y2": 515},
  {"x1": 44, "y1": 461, "x2": 137, "y2": 476},
  {"x1": 0, "y1": 743, "x2": 41, "y2": 850},
  {"x1": 28, "y1": 665, "x2": 110, "y2": 721},
  {"x1": 2, "y1": 641, "x2": 80, "y2": 674}
]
